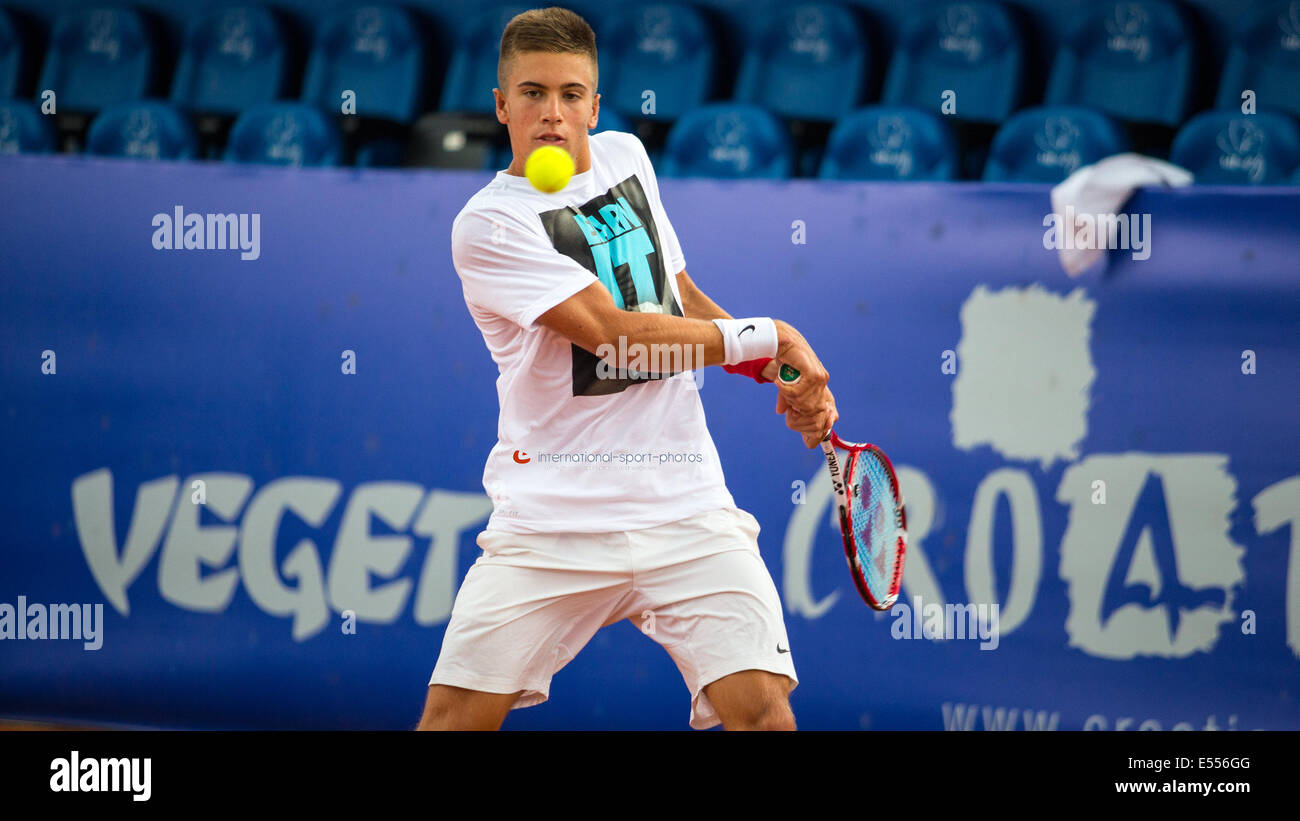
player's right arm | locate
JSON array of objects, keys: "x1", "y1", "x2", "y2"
[
  {"x1": 452, "y1": 205, "x2": 828, "y2": 417},
  {"x1": 535, "y1": 280, "x2": 830, "y2": 417}
]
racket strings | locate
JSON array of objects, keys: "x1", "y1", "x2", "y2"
[{"x1": 849, "y1": 451, "x2": 903, "y2": 599}]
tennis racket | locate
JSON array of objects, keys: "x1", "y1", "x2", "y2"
[{"x1": 777, "y1": 362, "x2": 907, "y2": 611}]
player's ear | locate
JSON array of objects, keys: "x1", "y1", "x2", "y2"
[
  {"x1": 589, "y1": 93, "x2": 600, "y2": 130},
  {"x1": 494, "y1": 88, "x2": 508, "y2": 125}
]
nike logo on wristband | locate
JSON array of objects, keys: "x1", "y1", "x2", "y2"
[{"x1": 738, "y1": 324, "x2": 756, "y2": 337}]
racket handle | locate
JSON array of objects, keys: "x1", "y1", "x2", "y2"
[{"x1": 776, "y1": 362, "x2": 833, "y2": 444}]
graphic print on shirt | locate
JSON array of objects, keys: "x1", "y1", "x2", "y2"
[{"x1": 538, "y1": 174, "x2": 683, "y2": 396}]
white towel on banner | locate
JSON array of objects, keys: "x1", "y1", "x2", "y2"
[{"x1": 1049, "y1": 153, "x2": 1194, "y2": 276}]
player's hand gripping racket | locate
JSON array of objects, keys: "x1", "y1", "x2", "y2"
[{"x1": 778, "y1": 362, "x2": 907, "y2": 610}]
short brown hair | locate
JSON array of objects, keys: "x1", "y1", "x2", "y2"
[{"x1": 498, "y1": 7, "x2": 598, "y2": 92}]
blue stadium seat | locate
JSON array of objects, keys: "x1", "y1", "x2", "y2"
[
  {"x1": 661, "y1": 104, "x2": 793, "y2": 178},
  {"x1": 1170, "y1": 110, "x2": 1300, "y2": 184},
  {"x1": 440, "y1": 5, "x2": 530, "y2": 114},
  {"x1": 38, "y1": 8, "x2": 159, "y2": 113},
  {"x1": 1216, "y1": 2, "x2": 1300, "y2": 119},
  {"x1": 983, "y1": 106, "x2": 1130, "y2": 182},
  {"x1": 0, "y1": 99, "x2": 56, "y2": 154},
  {"x1": 733, "y1": 3, "x2": 871, "y2": 122},
  {"x1": 225, "y1": 103, "x2": 342, "y2": 166},
  {"x1": 302, "y1": 5, "x2": 428, "y2": 123},
  {"x1": 171, "y1": 6, "x2": 294, "y2": 116},
  {"x1": 820, "y1": 106, "x2": 959, "y2": 180},
  {"x1": 0, "y1": 7, "x2": 31, "y2": 99},
  {"x1": 1045, "y1": 0, "x2": 1197, "y2": 127},
  {"x1": 599, "y1": 4, "x2": 716, "y2": 121},
  {"x1": 883, "y1": 2, "x2": 1025, "y2": 124},
  {"x1": 86, "y1": 100, "x2": 198, "y2": 160}
]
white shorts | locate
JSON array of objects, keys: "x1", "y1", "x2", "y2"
[{"x1": 428, "y1": 505, "x2": 797, "y2": 729}]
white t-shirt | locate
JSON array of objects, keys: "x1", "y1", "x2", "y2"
[{"x1": 451, "y1": 130, "x2": 736, "y2": 533}]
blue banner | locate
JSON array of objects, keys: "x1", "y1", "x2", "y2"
[{"x1": 1, "y1": 155, "x2": 1297, "y2": 730}]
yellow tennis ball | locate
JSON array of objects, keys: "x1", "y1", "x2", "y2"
[{"x1": 525, "y1": 145, "x2": 575, "y2": 193}]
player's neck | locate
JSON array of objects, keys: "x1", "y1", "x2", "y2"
[{"x1": 504, "y1": 153, "x2": 591, "y2": 177}]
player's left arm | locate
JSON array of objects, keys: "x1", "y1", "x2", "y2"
[{"x1": 675, "y1": 269, "x2": 780, "y2": 381}]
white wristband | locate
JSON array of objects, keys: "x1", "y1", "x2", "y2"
[{"x1": 711, "y1": 317, "x2": 778, "y2": 365}]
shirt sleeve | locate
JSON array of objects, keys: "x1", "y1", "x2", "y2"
[{"x1": 451, "y1": 206, "x2": 597, "y2": 330}]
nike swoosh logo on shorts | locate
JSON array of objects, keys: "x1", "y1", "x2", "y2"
[{"x1": 777, "y1": 643, "x2": 790, "y2": 654}]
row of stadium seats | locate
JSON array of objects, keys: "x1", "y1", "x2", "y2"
[
  {"x1": 4, "y1": 95, "x2": 1297, "y2": 184},
  {"x1": 1, "y1": 1, "x2": 1299, "y2": 182},
  {"x1": 6, "y1": 1, "x2": 1300, "y2": 126},
  {"x1": 668, "y1": 103, "x2": 1300, "y2": 184}
]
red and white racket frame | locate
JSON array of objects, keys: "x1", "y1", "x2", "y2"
[
  {"x1": 773, "y1": 362, "x2": 907, "y2": 610},
  {"x1": 820, "y1": 431, "x2": 908, "y2": 611}
]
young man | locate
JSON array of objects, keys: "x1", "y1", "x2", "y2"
[{"x1": 418, "y1": 7, "x2": 837, "y2": 731}]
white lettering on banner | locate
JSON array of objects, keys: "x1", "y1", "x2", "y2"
[
  {"x1": 950, "y1": 285, "x2": 1096, "y2": 468},
  {"x1": 1252, "y1": 477, "x2": 1300, "y2": 659},
  {"x1": 1057, "y1": 455, "x2": 1244, "y2": 658},
  {"x1": 411, "y1": 491, "x2": 495, "y2": 625},
  {"x1": 942, "y1": 703, "x2": 1263, "y2": 731},
  {"x1": 784, "y1": 458, "x2": 1295, "y2": 660},
  {"x1": 965, "y1": 469, "x2": 1042, "y2": 634},
  {"x1": 892, "y1": 467, "x2": 946, "y2": 616},
  {"x1": 775, "y1": 280, "x2": 1290, "y2": 660},
  {"x1": 159, "y1": 473, "x2": 250, "y2": 612},
  {"x1": 782, "y1": 464, "x2": 945, "y2": 619},
  {"x1": 781, "y1": 468, "x2": 839, "y2": 617},
  {"x1": 327, "y1": 483, "x2": 424, "y2": 623},
  {"x1": 71, "y1": 470, "x2": 177, "y2": 616},
  {"x1": 69, "y1": 460, "x2": 1294, "y2": 656},
  {"x1": 69, "y1": 470, "x2": 494, "y2": 641},
  {"x1": 238, "y1": 478, "x2": 336, "y2": 640}
]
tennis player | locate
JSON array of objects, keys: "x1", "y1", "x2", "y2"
[{"x1": 418, "y1": 7, "x2": 837, "y2": 731}]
